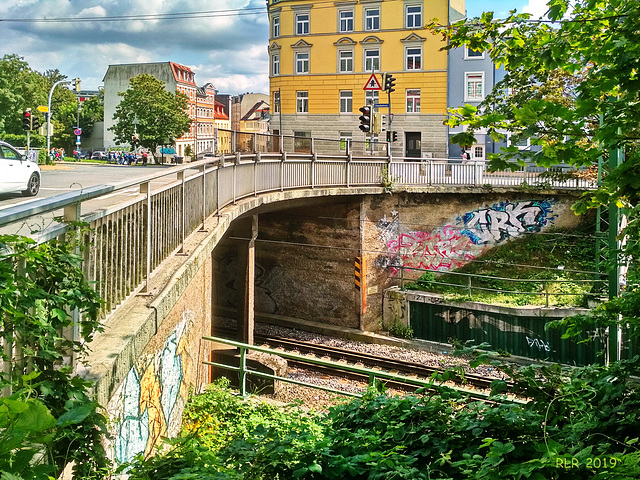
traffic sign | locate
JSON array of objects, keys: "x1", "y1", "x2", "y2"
[
  {"x1": 37, "y1": 105, "x2": 48, "y2": 113},
  {"x1": 74, "y1": 128, "x2": 82, "y2": 135},
  {"x1": 374, "y1": 103, "x2": 390, "y2": 108},
  {"x1": 363, "y1": 73, "x2": 382, "y2": 91}
]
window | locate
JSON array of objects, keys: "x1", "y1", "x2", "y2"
[
  {"x1": 339, "y1": 50, "x2": 353, "y2": 73},
  {"x1": 340, "y1": 132, "x2": 352, "y2": 151},
  {"x1": 272, "y1": 16, "x2": 280, "y2": 37},
  {"x1": 339, "y1": 10, "x2": 354, "y2": 32},
  {"x1": 406, "y1": 4, "x2": 422, "y2": 28},
  {"x1": 296, "y1": 13, "x2": 309, "y2": 35},
  {"x1": 365, "y1": 8, "x2": 380, "y2": 30},
  {"x1": 273, "y1": 91, "x2": 280, "y2": 113},
  {"x1": 473, "y1": 145, "x2": 485, "y2": 159},
  {"x1": 296, "y1": 51, "x2": 309, "y2": 74},
  {"x1": 364, "y1": 49, "x2": 380, "y2": 72},
  {"x1": 465, "y1": 47, "x2": 484, "y2": 59},
  {"x1": 406, "y1": 47, "x2": 422, "y2": 70},
  {"x1": 296, "y1": 91, "x2": 308, "y2": 113},
  {"x1": 507, "y1": 134, "x2": 530, "y2": 149},
  {"x1": 272, "y1": 54, "x2": 280, "y2": 76},
  {"x1": 339, "y1": 90, "x2": 352, "y2": 113},
  {"x1": 465, "y1": 72, "x2": 484, "y2": 101},
  {"x1": 366, "y1": 90, "x2": 379, "y2": 106},
  {"x1": 406, "y1": 89, "x2": 420, "y2": 113}
]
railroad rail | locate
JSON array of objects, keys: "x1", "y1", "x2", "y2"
[{"x1": 211, "y1": 327, "x2": 510, "y2": 395}]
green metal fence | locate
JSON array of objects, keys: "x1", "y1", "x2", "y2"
[{"x1": 409, "y1": 302, "x2": 603, "y2": 366}]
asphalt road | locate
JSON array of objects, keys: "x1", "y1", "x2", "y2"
[{"x1": 0, "y1": 161, "x2": 195, "y2": 236}]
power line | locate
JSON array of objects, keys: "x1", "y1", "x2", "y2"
[{"x1": 0, "y1": 7, "x2": 267, "y2": 23}]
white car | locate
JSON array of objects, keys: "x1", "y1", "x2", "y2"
[{"x1": 0, "y1": 140, "x2": 41, "y2": 197}]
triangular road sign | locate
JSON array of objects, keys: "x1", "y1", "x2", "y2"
[{"x1": 363, "y1": 73, "x2": 382, "y2": 91}]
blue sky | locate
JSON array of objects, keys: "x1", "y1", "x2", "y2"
[{"x1": 0, "y1": 0, "x2": 548, "y2": 95}]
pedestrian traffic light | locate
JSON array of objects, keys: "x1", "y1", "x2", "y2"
[
  {"x1": 358, "y1": 106, "x2": 372, "y2": 133},
  {"x1": 22, "y1": 109, "x2": 32, "y2": 130},
  {"x1": 384, "y1": 74, "x2": 396, "y2": 93}
]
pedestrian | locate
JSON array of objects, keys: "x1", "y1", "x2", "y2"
[
  {"x1": 461, "y1": 148, "x2": 471, "y2": 163},
  {"x1": 142, "y1": 151, "x2": 148, "y2": 166}
]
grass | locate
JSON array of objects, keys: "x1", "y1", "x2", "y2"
[{"x1": 403, "y1": 222, "x2": 603, "y2": 308}]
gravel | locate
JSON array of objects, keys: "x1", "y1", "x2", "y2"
[{"x1": 251, "y1": 322, "x2": 509, "y2": 410}]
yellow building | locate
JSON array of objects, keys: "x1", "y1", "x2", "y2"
[{"x1": 268, "y1": 0, "x2": 464, "y2": 158}]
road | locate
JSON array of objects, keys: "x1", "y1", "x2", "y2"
[{"x1": 0, "y1": 161, "x2": 197, "y2": 236}]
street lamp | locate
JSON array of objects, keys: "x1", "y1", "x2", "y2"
[{"x1": 46, "y1": 79, "x2": 70, "y2": 160}]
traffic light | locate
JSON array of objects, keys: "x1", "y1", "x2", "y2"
[
  {"x1": 386, "y1": 131, "x2": 398, "y2": 142},
  {"x1": 384, "y1": 74, "x2": 396, "y2": 93},
  {"x1": 22, "y1": 109, "x2": 32, "y2": 130},
  {"x1": 379, "y1": 114, "x2": 388, "y2": 132},
  {"x1": 132, "y1": 134, "x2": 139, "y2": 146},
  {"x1": 31, "y1": 115, "x2": 41, "y2": 131},
  {"x1": 358, "y1": 106, "x2": 372, "y2": 133}
]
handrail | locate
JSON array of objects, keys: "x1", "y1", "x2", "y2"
[{"x1": 202, "y1": 335, "x2": 525, "y2": 403}]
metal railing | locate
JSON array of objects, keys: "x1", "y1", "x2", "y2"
[
  {"x1": 202, "y1": 335, "x2": 524, "y2": 402},
  {"x1": 398, "y1": 267, "x2": 606, "y2": 307}
]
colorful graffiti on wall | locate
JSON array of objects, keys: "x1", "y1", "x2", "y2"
[
  {"x1": 376, "y1": 199, "x2": 556, "y2": 274},
  {"x1": 108, "y1": 309, "x2": 196, "y2": 464}
]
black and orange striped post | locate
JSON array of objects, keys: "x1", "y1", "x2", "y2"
[{"x1": 355, "y1": 256, "x2": 367, "y2": 314}]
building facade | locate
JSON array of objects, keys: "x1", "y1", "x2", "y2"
[
  {"x1": 103, "y1": 62, "x2": 213, "y2": 158},
  {"x1": 267, "y1": 0, "x2": 465, "y2": 158}
]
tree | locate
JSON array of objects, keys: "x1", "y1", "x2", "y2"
[
  {"x1": 0, "y1": 54, "x2": 48, "y2": 135},
  {"x1": 429, "y1": 0, "x2": 640, "y2": 343},
  {"x1": 109, "y1": 74, "x2": 191, "y2": 161}
]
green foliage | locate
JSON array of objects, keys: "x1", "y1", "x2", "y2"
[
  {"x1": 127, "y1": 364, "x2": 640, "y2": 479},
  {"x1": 379, "y1": 166, "x2": 398, "y2": 193},
  {"x1": 110, "y1": 74, "x2": 191, "y2": 158},
  {"x1": 0, "y1": 234, "x2": 110, "y2": 479},
  {"x1": 381, "y1": 319, "x2": 414, "y2": 340}
]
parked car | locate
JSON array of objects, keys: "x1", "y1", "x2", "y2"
[
  {"x1": 91, "y1": 151, "x2": 108, "y2": 160},
  {"x1": 0, "y1": 140, "x2": 41, "y2": 197}
]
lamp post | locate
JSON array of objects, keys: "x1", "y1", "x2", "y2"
[{"x1": 46, "y1": 79, "x2": 70, "y2": 160}]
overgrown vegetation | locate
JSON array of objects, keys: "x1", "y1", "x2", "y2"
[
  {"x1": 0, "y1": 234, "x2": 111, "y2": 479},
  {"x1": 124, "y1": 362, "x2": 640, "y2": 479},
  {"x1": 404, "y1": 223, "x2": 600, "y2": 307}
]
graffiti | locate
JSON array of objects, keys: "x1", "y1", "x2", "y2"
[
  {"x1": 375, "y1": 199, "x2": 557, "y2": 275},
  {"x1": 386, "y1": 227, "x2": 478, "y2": 273},
  {"x1": 526, "y1": 336, "x2": 551, "y2": 352},
  {"x1": 110, "y1": 309, "x2": 195, "y2": 464},
  {"x1": 460, "y1": 200, "x2": 556, "y2": 245}
]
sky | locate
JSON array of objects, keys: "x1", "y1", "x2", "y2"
[{"x1": 0, "y1": 0, "x2": 551, "y2": 96}]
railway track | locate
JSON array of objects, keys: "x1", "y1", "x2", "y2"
[
  {"x1": 213, "y1": 327, "x2": 507, "y2": 394},
  {"x1": 258, "y1": 334, "x2": 503, "y2": 393}
]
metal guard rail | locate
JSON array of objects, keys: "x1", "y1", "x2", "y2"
[{"x1": 202, "y1": 335, "x2": 525, "y2": 404}]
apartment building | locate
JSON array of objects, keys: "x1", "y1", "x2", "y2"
[
  {"x1": 268, "y1": 0, "x2": 465, "y2": 158},
  {"x1": 103, "y1": 62, "x2": 220, "y2": 158}
]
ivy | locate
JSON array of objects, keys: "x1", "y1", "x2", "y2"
[{"x1": 0, "y1": 234, "x2": 111, "y2": 479}]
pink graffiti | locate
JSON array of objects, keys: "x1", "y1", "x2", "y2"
[{"x1": 387, "y1": 227, "x2": 479, "y2": 275}]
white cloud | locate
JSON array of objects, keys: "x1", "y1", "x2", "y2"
[
  {"x1": 522, "y1": 0, "x2": 551, "y2": 19},
  {"x1": 1, "y1": 1, "x2": 269, "y2": 94}
]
